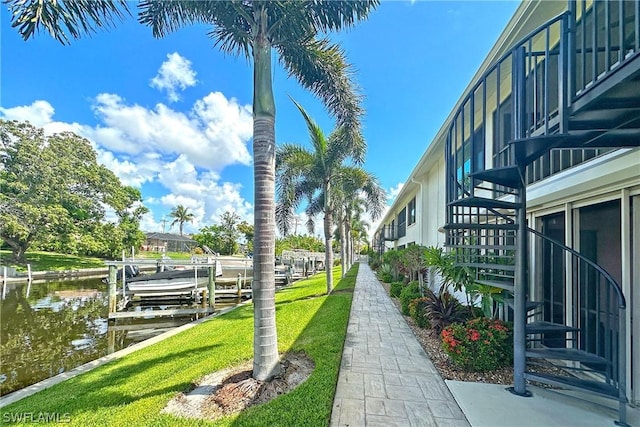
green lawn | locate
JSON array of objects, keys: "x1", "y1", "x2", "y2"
[
  {"x1": 0, "y1": 250, "x2": 107, "y2": 272},
  {"x1": 0, "y1": 265, "x2": 358, "y2": 426}
]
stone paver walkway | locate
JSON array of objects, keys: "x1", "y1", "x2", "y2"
[{"x1": 330, "y1": 263, "x2": 470, "y2": 427}]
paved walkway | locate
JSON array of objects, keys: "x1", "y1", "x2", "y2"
[{"x1": 330, "y1": 263, "x2": 470, "y2": 427}]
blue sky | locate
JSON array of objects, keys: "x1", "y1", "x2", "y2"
[{"x1": 0, "y1": 1, "x2": 519, "y2": 237}]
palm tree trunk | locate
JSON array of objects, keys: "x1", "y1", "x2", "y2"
[
  {"x1": 340, "y1": 217, "x2": 347, "y2": 277},
  {"x1": 324, "y1": 180, "x2": 333, "y2": 293},
  {"x1": 251, "y1": 14, "x2": 280, "y2": 381}
]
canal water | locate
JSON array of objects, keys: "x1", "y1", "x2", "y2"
[{"x1": 0, "y1": 277, "x2": 234, "y2": 396}]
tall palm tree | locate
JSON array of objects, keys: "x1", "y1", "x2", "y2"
[
  {"x1": 333, "y1": 167, "x2": 385, "y2": 275},
  {"x1": 276, "y1": 100, "x2": 366, "y2": 293},
  {"x1": 169, "y1": 205, "x2": 194, "y2": 236},
  {"x1": 7, "y1": 0, "x2": 379, "y2": 381}
]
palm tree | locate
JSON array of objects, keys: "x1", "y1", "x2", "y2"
[
  {"x1": 333, "y1": 167, "x2": 385, "y2": 276},
  {"x1": 276, "y1": 101, "x2": 366, "y2": 293},
  {"x1": 8, "y1": 0, "x2": 379, "y2": 381},
  {"x1": 169, "y1": 205, "x2": 194, "y2": 236},
  {"x1": 276, "y1": 102, "x2": 384, "y2": 291}
]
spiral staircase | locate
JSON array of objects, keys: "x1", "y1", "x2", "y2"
[{"x1": 444, "y1": 2, "x2": 639, "y2": 425}]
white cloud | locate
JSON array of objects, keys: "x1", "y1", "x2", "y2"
[
  {"x1": 1, "y1": 93, "x2": 255, "y2": 236},
  {"x1": 150, "y1": 52, "x2": 197, "y2": 102},
  {"x1": 88, "y1": 92, "x2": 252, "y2": 171},
  {"x1": 0, "y1": 100, "x2": 54, "y2": 126}
]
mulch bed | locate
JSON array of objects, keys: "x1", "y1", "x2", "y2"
[{"x1": 379, "y1": 281, "x2": 562, "y2": 385}]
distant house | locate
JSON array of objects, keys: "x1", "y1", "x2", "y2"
[{"x1": 142, "y1": 232, "x2": 198, "y2": 253}]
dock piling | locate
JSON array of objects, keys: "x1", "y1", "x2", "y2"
[
  {"x1": 108, "y1": 265, "x2": 117, "y2": 314},
  {"x1": 208, "y1": 265, "x2": 215, "y2": 309}
]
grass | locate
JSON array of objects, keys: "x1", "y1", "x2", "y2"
[
  {"x1": 0, "y1": 250, "x2": 107, "y2": 272},
  {"x1": 1, "y1": 265, "x2": 358, "y2": 426}
]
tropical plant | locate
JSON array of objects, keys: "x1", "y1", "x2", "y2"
[
  {"x1": 441, "y1": 317, "x2": 512, "y2": 372},
  {"x1": 408, "y1": 297, "x2": 431, "y2": 328},
  {"x1": 336, "y1": 168, "x2": 385, "y2": 275},
  {"x1": 399, "y1": 281, "x2": 421, "y2": 316},
  {"x1": 6, "y1": 0, "x2": 379, "y2": 381},
  {"x1": 423, "y1": 288, "x2": 469, "y2": 333},
  {"x1": 378, "y1": 263, "x2": 394, "y2": 283},
  {"x1": 382, "y1": 249, "x2": 403, "y2": 281},
  {"x1": 400, "y1": 244, "x2": 428, "y2": 293},
  {"x1": 169, "y1": 205, "x2": 194, "y2": 236},
  {"x1": 389, "y1": 281, "x2": 404, "y2": 298},
  {"x1": 276, "y1": 100, "x2": 370, "y2": 294}
]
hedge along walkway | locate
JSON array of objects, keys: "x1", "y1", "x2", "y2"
[{"x1": 0, "y1": 266, "x2": 357, "y2": 427}]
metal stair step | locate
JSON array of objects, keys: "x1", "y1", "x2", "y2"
[
  {"x1": 448, "y1": 196, "x2": 521, "y2": 210},
  {"x1": 471, "y1": 166, "x2": 522, "y2": 188},
  {"x1": 525, "y1": 348, "x2": 610, "y2": 366},
  {"x1": 526, "y1": 321, "x2": 580, "y2": 334},
  {"x1": 503, "y1": 298, "x2": 542, "y2": 312},
  {"x1": 443, "y1": 223, "x2": 518, "y2": 231},
  {"x1": 523, "y1": 372, "x2": 619, "y2": 399},
  {"x1": 475, "y1": 279, "x2": 515, "y2": 292}
]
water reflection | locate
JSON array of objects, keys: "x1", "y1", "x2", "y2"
[{"x1": 0, "y1": 278, "x2": 229, "y2": 396}]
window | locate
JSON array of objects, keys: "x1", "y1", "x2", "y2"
[
  {"x1": 408, "y1": 197, "x2": 416, "y2": 225},
  {"x1": 397, "y1": 208, "x2": 407, "y2": 238}
]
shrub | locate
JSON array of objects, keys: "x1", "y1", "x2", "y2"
[
  {"x1": 408, "y1": 297, "x2": 431, "y2": 328},
  {"x1": 378, "y1": 263, "x2": 394, "y2": 283},
  {"x1": 389, "y1": 281, "x2": 404, "y2": 298},
  {"x1": 399, "y1": 281, "x2": 421, "y2": 315},
  {"x1": 423, "y1": 288, "x2": 468, "y2": 333},
  {"x1": 441, "y1": 317, "x2": 513, "y2": 372}
]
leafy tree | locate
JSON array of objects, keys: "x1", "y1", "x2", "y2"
[
  {"x1": 276, "y1": 101, "x2": 366, "y2": 293},
  {"x1": 219, "y1": 211, "x2": 241, "y2": 255},
  {"x1": 275, "y1": 234, "x2": 325, "y2": 256},
  {"x1": 0, "y1": 120, "x2": 144, "y2": 261},
  {"x1": 192, "y1": 225, "x2": 225, "y2": 254},
  {"x1": 237, "y1": 220, "x2": 254, "y2": 254},
  {"x1": 169, "y1": 205, "x2": 194, "y2": 236},
  {"x1": 7, "y1": 0, "x2": 377, "y2": 381}
]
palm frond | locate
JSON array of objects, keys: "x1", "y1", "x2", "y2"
[
  {"x1": 289, "y1": 98, "x2": 328, "y2": 159},
  {"x1": 303, "y1": 1, "x2": 379, "y2": 32},
  {"x1": 6, "y1": 0, "x2": 130, "y2": 45},
  {"x1": 276, "y1": 37, "x2": 365, "y2": 162}
]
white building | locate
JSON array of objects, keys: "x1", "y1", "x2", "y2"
[{"x1": 374, "y1": 1, "x2": 639, "y2": 422}]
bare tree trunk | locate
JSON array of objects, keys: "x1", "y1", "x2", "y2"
[{"x1": 251, "y1": 18, "x2": 279, "y2": 381}]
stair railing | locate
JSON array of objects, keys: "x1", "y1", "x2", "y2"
[{"x1": 527, "y1": 226, "x2": 627, "y2": 423}]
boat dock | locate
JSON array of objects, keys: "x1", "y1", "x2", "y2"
[{"x1": 105, "y1": 257, "x2": 251, "y2": 320}]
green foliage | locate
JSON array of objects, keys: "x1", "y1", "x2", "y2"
[
  {"x1": 399, "y1": 281, "x2": 421, "y2": 315},
  {"x1": 168, "y1": 205, "x2": 194, "y2": 236},
  {"x1": 441, "y1": 318, "x2": 513, "y2": 372},
  {"x1": 275, "y1": 234, "x2": 325, "y2": 256},
  {"x1": 0, "y1": 250, "x2": 105, "y2": 271},
  {"x1": 0, "y1": 265, "x2": 357, "y2": 426},
  {"x1": 389, "y1": 281, "x2": 404, "y2": 298},
  {"x1": 423, "y1": 288, "x2": 469, "y2": 333},
  {"x1": 378, "y1": 263, "x2": 393, "y2": 283},
  {"x1": 382, "y1": 249, "x2": 403, "y2": 281},
  {"x1": 408, "y1": 297, "x2": 431, "y2": 328},
  {"x1": 0, "y1": 120, "x2": 146, "y2": 261},
  {"x1": 192, "y1": 225, "x2": 225, "y2": 254}
]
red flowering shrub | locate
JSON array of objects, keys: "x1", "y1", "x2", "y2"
[{"x1": 441, "y1": 317, "x2": 512, "y2": 372}]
